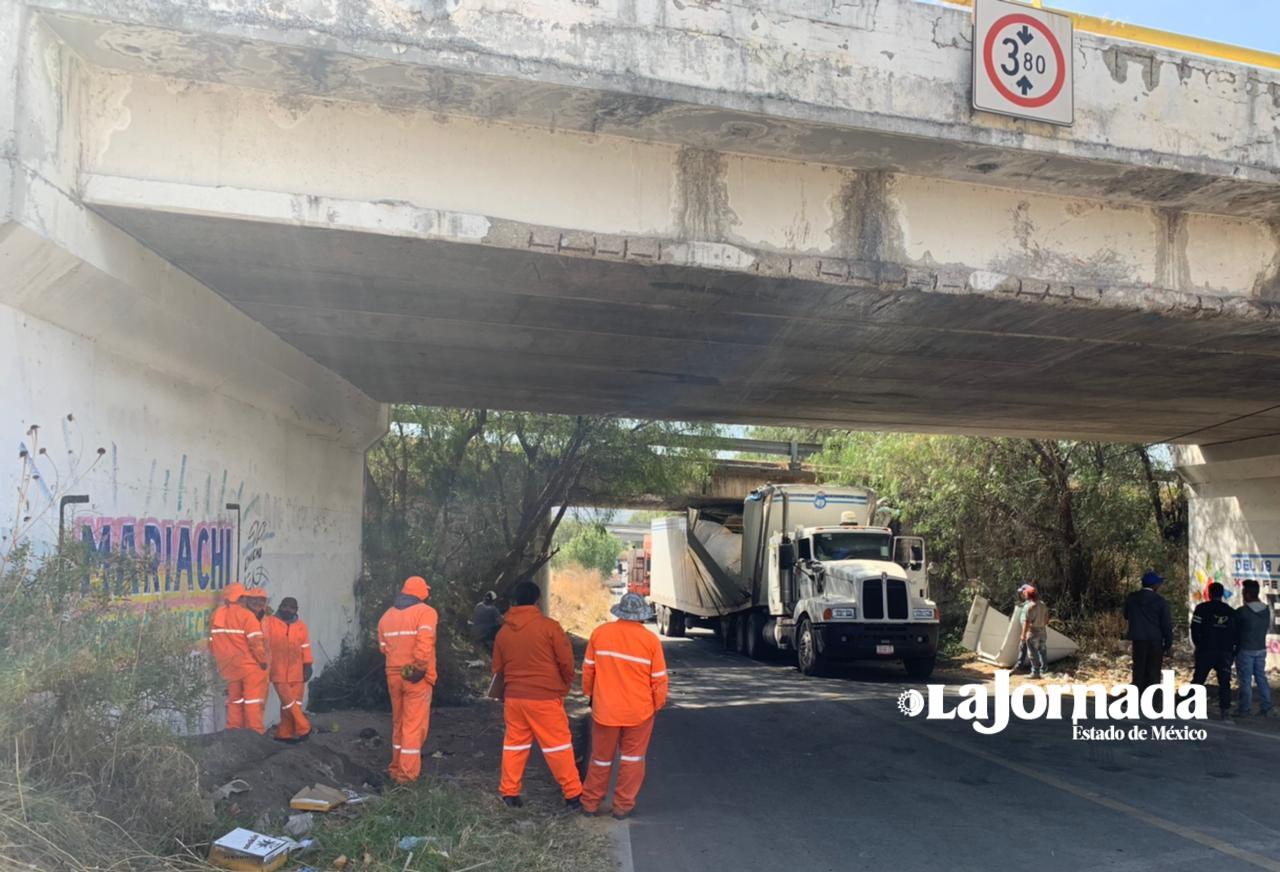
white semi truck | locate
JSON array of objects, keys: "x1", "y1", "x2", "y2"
[{"x1": 649, "y1": 484, "x2": 940, "y2": 678}]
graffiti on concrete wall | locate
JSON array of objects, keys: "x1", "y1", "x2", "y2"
[
  {"x1": 1192, "y1": 553, "x2": 1280, "y2": 662},
  {"x1": 7, "y1": 415, "x2": 275, "y2": 640}
]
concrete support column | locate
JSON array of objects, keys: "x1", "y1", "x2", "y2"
[{"x1": 1175, "y1": 439, "x2": 1280, "y2": 668}]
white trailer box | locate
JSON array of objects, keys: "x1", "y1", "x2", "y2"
[
  {"x1": 962, "y1": 594, "x2": 1078, "y2": 667},
  {"x1": 650, "y1": 515, "x2": 750, "y2": 619}
]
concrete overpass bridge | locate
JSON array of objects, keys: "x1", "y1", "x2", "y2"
[{"x1": 4, "y1": 0, "x2": 1280, "y2": 680}]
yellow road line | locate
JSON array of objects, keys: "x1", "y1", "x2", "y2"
[
  {"x1": 891, "y1": 714, "x2": 1280, "y2": 871},
  {"x1": 941, "y1": 0, "x2": 1280, "y2": 71}
]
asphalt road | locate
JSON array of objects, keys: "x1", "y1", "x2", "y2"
[{"x1": 623, "y1": 630, "x2": 1280, "y2": 872}]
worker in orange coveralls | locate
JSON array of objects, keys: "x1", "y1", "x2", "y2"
[
  {"x1": 377, "y1": 576, "x2": 438, "y2": 783},
  {"x1": 491, "y1": 580, "x2": 583, "y2": 810},
  {"x1": 580, "y1": 592, "x2": 668, "y2": 820},
  {"x1": 209, "y1": 582, "x2": 270, "y2": 733},
  {"x1": 262, "y1": 596, "x2": 314, "y2": 743}
]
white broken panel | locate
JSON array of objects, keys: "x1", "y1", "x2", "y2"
[{"x1": 962, "y1": 594, "x2": 1078, "y2": 667}]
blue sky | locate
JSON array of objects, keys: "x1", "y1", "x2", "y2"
[{"x1": 1051, "y1": 0, "x2": 1280, "y2": 53}]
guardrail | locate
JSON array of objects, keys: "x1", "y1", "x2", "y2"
[{"x1": 941, "y1": 0, "x2": 1280, "y2": 71}]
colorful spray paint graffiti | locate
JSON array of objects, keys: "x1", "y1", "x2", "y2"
[
  {"x1": 79, "y1": 515, "x2": 240, "y2": 638},
  {"x1": 1192, "y1": 553, "x2": 1280, "y2": 665}
]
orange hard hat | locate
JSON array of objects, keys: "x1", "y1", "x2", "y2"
[
  {"x1": 242, "y1": 587, "x2": 267, "y2": 600},
  {"x1": 223, "y1": 582, "x2": 246, "y2": 602},
  {"x1": 401, "y1": 576, "x2": 430, "y2": 600}
]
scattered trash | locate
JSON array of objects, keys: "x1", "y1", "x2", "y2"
[
  {"x1": 396, "y1": 834, "x2": 453, "y2": 850},
  {"x1": 512, "y1": 820, "x2": 535, "y2": 833},
  {"x1": 208, "y1": 828, "x2": 291, "y2": 872},
  {"x1": 343, "y1": 788, "x2": 375, "y2": 805},
  {"x1": 209, "y1": 778, "x2": 251, "y2": 801},
  {"x1": 465, "y1": 659, "x2": 484, "y2": 668},
  {"x1": 284, "y1": 813, "x2": 314, "y2": 837},
  {"x1": 333, "y1": 854, "x2": 350, "y2": 870},
  {"x1": 290, "y1": 784, "x2": 349, "y2": 812},
  {"x1": 357, "y1": 727, "x2": 379, "y2": 740},
  {"x1": 472, "y1": 750, "x2": 485, "y2": 758},
  {"x1": 430, "y1": 750, "x2": 452, "y2": 759}
]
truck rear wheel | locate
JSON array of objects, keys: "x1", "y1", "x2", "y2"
[
  {"x1": 796, "y1": 618, "x2": 827, "y2": 676},
  {"x1": 667, "y1": 607, "x2": 686, "y2": 638},
  {"x1": 903, "y1": 655, "x2": 936, "y2": 680},
  {"x1": 722, "y1": 615, "x2": 740, "y2": 653},
  {"x1": 745, "y1": 611, "x2": 767, "y2": 660}
]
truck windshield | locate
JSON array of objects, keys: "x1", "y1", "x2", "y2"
[{"x1": 812, "y1": 532, "x2": 893, "y2": 561}]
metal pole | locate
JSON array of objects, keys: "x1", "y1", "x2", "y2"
[
  {"x1": 58, "y1": 494, "x2": 90, "y2": 552},
  {"x1": 225, "y1": 503, "x2": 241, "y2": 584}
]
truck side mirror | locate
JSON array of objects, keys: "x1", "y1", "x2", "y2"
[
  {"x1": 927, "y1": 562, "x2": 938, "y2": 576},
  {"x1": 797, "y1": 538, "x2": 812, "y2": 561},
  {"x1": 779, "y1": 542, "x2": 796, "y2": 571}
]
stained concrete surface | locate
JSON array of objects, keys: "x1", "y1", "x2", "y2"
[
  {"x1": 630, "y1": 632, "x2": 1280, "y2": 872},
  {"x1": 87, "y1": 197, "x2": 1280, "y2": 445}
]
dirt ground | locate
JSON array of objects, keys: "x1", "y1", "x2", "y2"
[{"x1": 195, "y1": 646, "x2": 599, "y2": 830}]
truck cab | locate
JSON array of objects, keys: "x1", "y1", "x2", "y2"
[{"x1": 773, "y1": 519, "x2": 939, "y2": 678}]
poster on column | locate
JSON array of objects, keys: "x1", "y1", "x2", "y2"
[{"x1": 1192, "y1": 551, "x2": 1280, "y2": 669}]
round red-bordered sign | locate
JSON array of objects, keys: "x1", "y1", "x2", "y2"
[{"x1": 982, "y1": 13, "x2": 1066, "y2": 109}]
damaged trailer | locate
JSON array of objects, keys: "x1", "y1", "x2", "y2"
[{"x1": 961, "y1": 594, "x2": 1079, "y2": 668}]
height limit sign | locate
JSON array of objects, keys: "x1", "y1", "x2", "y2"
[{"x1": 973, "y1": 0, "x2": 1073, "y2": 125}]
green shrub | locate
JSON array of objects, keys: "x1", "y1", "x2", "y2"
[{"x1": 0, "y1": 544, "x2": 214, "y2": 866}]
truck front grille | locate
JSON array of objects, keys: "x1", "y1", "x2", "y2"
[
  {"x1": 886, "y1": 579, "x2": 908, "y2": 620},
  {"x1": 862, "y1": 579, "x2": 884, "y2": 619}
]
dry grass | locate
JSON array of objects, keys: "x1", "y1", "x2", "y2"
[{"x1": 549, "y1": 565, "x2": 613, "y2": 638}]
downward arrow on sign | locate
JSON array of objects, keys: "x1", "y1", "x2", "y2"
[
  {"x1": 1015, "y1": 76, "x2": 1034, "y2": 95},
  {"x1": 1017, "y1": 25, "x2": 1034, "y2": 45}
]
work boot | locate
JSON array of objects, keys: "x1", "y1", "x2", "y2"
[
  {"x1": 611, "y1": 809, "x2": 632, "y2": 821},
  {"x1": 502, "y1": 796, "x2": 524, "y2": 809},
  {"x1": 563, "y1": 795, "x2": 583, "y2": 812},
  {"x1": 1220, "y1": 710, "x2": 1234, "y2": 723}
]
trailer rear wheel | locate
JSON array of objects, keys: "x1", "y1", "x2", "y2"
[
  {"x1": 719, "y1": 616, "x2": 735, "y2": 651},
  {"x1": 723, "y1": 615, "x2": 741, "y2": 653},
  {"x1": 903, "y1": 655, "x2": 936, "y2": 680},
  {"x1": 745, "y1": 611, "x2": 767, "y2": 660},
  {"x1": 668, "y1": 607, "x2": 686, "y2": 638},
  {"x1": 796, "y1": 618, "x2": 827, "y2": 676},
  {"x1": 656, "y1": 605, "x2": 671, "y2": 637}
]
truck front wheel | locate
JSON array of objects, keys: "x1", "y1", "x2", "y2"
[
  {"x1": 668, "y1": 607, "x2": 686, "y2": 638},
  {"x1": 796, "y1": 618, "x2": 827, "y2": 676},
  {"x1": 904, "y1": 655, "x2": 936, "y2": 680}
]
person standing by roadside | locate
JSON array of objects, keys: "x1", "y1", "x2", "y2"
[
  {"x1": 581, "y1": 593, "x2": 668, "y2": 820},
  {"x1": 1190, "y1": 582, "x2": 1237, "y2": 721},
  {"x1": 491, "y1": 581, "x2": 583, "y2": 810},
  {"x1": 1235, "y1": 579, "x2": 1275, "y2": 718},
  {"x1": 209, "y1": 582, "x2": 270, "y2": 733},
  {"x1": 1124, "y1": 570, "x2": 1173, "y2": 692},
  {"x1": 471, "y1": 590, "x2": 504, "y2": 649},
  {"x1": 1010, "y1": 584, "x2": 1033, "y2": 673},
  {"x1": 378, "y1": 577, "x2": 438, "y2": 783},
  {"x1": 262, "y1": 596, "x2": 314, "y2": 742},
  {"x1": 1019, "y1": 586, "x2": 1050, "y2": 679}
]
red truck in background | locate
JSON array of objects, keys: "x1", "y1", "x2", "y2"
[{"x1": 626, "y1": 534, "x2": 652, "y2": 597}]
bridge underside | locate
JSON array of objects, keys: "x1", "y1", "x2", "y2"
[{"x1": 91, "y1": 181, "x2": 1280, "y2": 445}]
